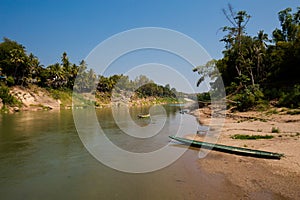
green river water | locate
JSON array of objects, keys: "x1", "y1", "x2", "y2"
[{"x1": 0, "y1": 105, "x2": 243, "y2": 199}]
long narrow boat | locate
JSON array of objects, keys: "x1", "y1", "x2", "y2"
[
  {"x1": 138, "y1": 113, "x2": 150, "y2": 118},
  {"x1": 169, "y1": 136, "x2": 284, "y2": 159}
]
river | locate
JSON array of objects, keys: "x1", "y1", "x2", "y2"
[{"x1": 0, "y1": 105, "x2": 242, "y2": 199}]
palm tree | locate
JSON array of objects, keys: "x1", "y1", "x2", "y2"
[
  {"x1": 253, "y1": 30, "x2": 269, "y2": 81},
  {"x1": 47, "y1": 63, "x2": 66, "y2": 88},
  {"x1": 28, "y1": 53, "x2": 43, "y2": 84},
  {"x1": 9, "y1": 48, "x2": 28, "y2": 85}
]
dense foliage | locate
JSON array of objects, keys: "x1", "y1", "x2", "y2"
[
  {"x1": 0, "y1": 39, "x2": 177, "y2": 106},
  {"x1": 2, "y1": 5, "x2": 299, "y2": 110},
  {"x1": 231, "y1": 134, "x2": 274, "y2": 140},
  {"x1": 194, "y1": 5, "x2": 300, "y2": 110},
  {"x1": 0, "y1": 83, "x2": 20, "y2": 106}
]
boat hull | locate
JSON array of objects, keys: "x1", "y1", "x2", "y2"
[
  {"x1": 169, "y1": 136, "x2": 284, "y2": 159},
  {"x1": 138, "y1": 114, "x2": 150, "y2": 118}
]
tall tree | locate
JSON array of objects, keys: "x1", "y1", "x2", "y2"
[
  {"x1": 273, "y1": 8, "x2": 300, "y2": 43},
  {"x1": 27, "y1": 53, "x2": 43, "y2": 84},
  {"x1": 221, "y1": 4, "x2": 252, "y2": 86},
  {"x1": 0, "y1": 38, "x2": 28, "y2": 84},
  {"x1": 253, "y1": 30, "x2": 269, "y2": 82},
  {"x1": 269, "y1": 7, "x2": 300, "y2": 84}
]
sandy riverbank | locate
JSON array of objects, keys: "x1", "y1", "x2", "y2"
[
  {"x1": 186, "y1": 107, "x2": 300, "y2": 199},
  {"x1": 2, "y1": 85, "x2": 182, "y2": 113}
]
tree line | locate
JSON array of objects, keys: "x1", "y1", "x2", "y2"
[
  {"x1": 194, "y1": 5, "x2": 300, "y2": 110},
  {"x1": 0, "y1": 39, "x2": 177, "y2": 106}
]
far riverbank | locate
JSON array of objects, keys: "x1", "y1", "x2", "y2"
[{"x1": 0, "y1": 85, "x2": 183, "y2": 114}]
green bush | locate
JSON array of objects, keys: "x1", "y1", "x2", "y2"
[
  {"x1": 197, "y1": 92, "x2": 211, "y2": 102},
  {"x1": 226, "y1": 82, "x2": 238, "y2": 95},
  {"x1": 6, "y1": 76, "x2": 15, "y2": 86},
  {"x1": 231, "y1": 134, "x2": 274, "y2": 140},
  {"x1": 0, "y1": 84, "x2": 20, "y2": 106},
  {"x1": 48, "y1": 88, "x2": 73, "y2": 106},
  {"x1": 232, "y1": 85, "x2": 264, "y2": 111},
  {"x1": 271, "y1": 127, "x2": 280, "y2": 133},
  {"x1": 266, "y1": 109, "x2": 279, "y2": 115},
  {"x1": 263, "y1": 87, "x2": 283, "y2": 100},
  {"x1": 286, "y1": 110, "x2": 300, "y2": 115},
  {"x1": 278, "y1": 85, "x2": 300, "y2": 108}
]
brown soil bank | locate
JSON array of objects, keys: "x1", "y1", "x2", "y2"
[
  {"x1": 8, "y1": 86, "x2": 60, "y2": 112},
  {"x1": 188, "y1": 107, "x2": 300, "y2": 199},
  {"x1": 2, "y1": 86, "x2": 179, "y2": 113}
]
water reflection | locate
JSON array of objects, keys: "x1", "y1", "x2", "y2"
[
  {"x1": 97, "y1": 105, "x2": 183, "y2": 153},
  {"x1": 0, "y1": 106, "x2": 231, "y2": 200}
]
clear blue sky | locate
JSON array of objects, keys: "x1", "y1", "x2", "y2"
[{"x1": 0, "y1": 0, "x2": 299, "y2": 92}]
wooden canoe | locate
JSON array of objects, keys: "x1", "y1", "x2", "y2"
[
  {"x1": 169, "y1": 136, "x2": 284, "y2": 159},
  {"x1": 138, "y1": 114, "x2": 150, "y2": 118}
]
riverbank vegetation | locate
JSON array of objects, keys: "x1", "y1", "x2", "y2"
[
  {"x1": 194, "y1": 5, "x2": 300, "y2": 111},
  {"x1": 0, "y1": 38, "x2": 181, "y2": 111},
  {"x1": 231, "y1": 134, "x2": 274, "y2": 140},
  {"x1": 1, "y1": 5, "x2": 299, "y2": 113}
]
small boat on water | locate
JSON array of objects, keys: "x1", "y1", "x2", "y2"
[
  {"x1": 169, "y1": 136, "x2": 284, "y2": 159},
  {"x1": 179, "y1": 109, "x2": 189, "y2": 114},
  {"x1": 138, "y1": 113, "x2": 150, "y2": 118}
]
